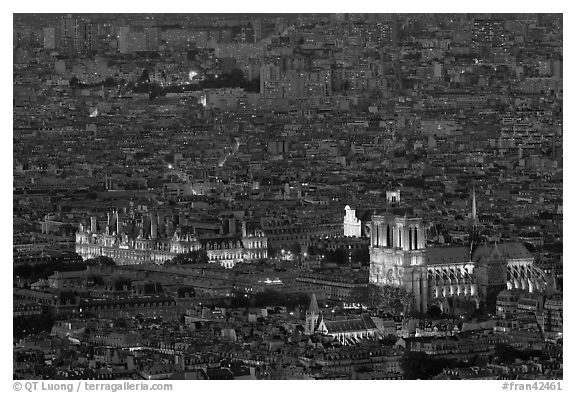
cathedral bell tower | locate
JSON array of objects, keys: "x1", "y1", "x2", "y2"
[{"x1": 369, "y1": 213, "x2": 428, "y2": 312}]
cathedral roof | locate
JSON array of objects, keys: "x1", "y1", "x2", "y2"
[
  {"x1": 425, "y1": 246, "x2": 471, "y2": 265},
  {"x1": 472, "y1": 242, "x2": 533, "y2": 263},
  {"x1": 391, "y1": 207, "x2": 415, "y2": 216},
  {"x1": 372, "y1": 207, "x2": 416, "y2": 219}
]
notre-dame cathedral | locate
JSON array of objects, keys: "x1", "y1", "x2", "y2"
[{"x1": 344, "y1": 204, "x2": 550, "y2": 314}]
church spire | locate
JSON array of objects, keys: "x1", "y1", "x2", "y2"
[
  {"x1": 472, "y1": 185, "x2": 477, "y2": 225},
  {"x1": 307, "y1": 293, "x2": 319, "y2": 315},
  {"x1": 305, "y1": 293, "x2": 321, "y2": 335},
  {"x1": 469, "y1": 184, "x2": 478, "y2": 259}
]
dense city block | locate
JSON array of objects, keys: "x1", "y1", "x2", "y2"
[{"x1": 13, "y1": 13, "x2": 562, "y2": 380}]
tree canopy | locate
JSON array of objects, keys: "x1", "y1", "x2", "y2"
[
  {"x1": 85, "y1": 255, "x2": 116, "y2": 267},
  {"x1": 363, "y1": 284, "x2": 414, "y2": 315},
  {"x1": 400, "y1": 351, "x2": 465, "y2": 379},
  {"x1": 13, "y1": 312, "x2": 55, "y2": 339},
  {"x1": 426, "y1": 305, "x2": 443, "y2": 319},
  {"x1": 324, "y1": 248, "x2": 349, "y2": 265},
  {"x1": 169, "y1": 249, "x2": 209, "y2": 265},
  {"x1": 494, "y1": 344, "x2": 544, "y2": 363},
  {"x1": 350, "y1": 247, "x2": 370, "y2": 265}
]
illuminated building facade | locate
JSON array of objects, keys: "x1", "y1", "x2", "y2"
[{"x1": 75, "y1": 211, "x2": 267, "y2": 268}]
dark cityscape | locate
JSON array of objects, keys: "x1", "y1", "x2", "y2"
[{"x1": 13, "y1": 12, "x2": 563, "y2": 383}]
